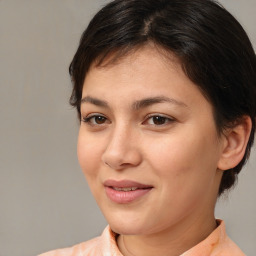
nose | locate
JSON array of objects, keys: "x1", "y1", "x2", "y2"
[{"x1": 101, "y1": 125, "x2": 142, "y2": 170}]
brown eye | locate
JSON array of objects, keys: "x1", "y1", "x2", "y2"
[
  {"x1": 82, "y1": 115, "x2": 108, "y2": 125},
  {"x1": 144, "y1": 115, "x2": 174, "y2": 126},
  {"x1": 152, "y1": 116, "x2": 167, "y2": 125},
  {"x1": 94, "y1": 116, "x2": 106, "y2": 124}
]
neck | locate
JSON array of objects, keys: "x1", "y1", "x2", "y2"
[{"x1": 117, "y1": 212, "x2": 217, "y2": 256}]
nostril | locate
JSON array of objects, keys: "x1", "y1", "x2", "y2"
[
  {"x1": 103, "y1": 160, "x2": 130, "y2": 170},
  {"x1": 101, "y1": 139, "x2": 142, "y2": 169},
  {"x1": 104, "y1": 161, "x2": 110, "y2": 167}
]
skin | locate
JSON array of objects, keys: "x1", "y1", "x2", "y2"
[{"x1": 77, "y1": 45, "x2": 230, "y2": 256}]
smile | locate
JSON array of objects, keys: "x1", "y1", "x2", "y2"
[
  {"x1": 112, "y1": 187, "x2": 138, "y2": 191},
  {"x1": 104, "y1": 180, "x2": 153, "y2": 204}
]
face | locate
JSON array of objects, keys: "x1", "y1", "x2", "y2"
[{"x1": 78, "y1": 46, "x2": 224, "y2": 236}]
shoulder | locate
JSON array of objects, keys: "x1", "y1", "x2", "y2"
[
  {"x1": 181, "y1": 220, "x2": 245, "y2": 256},
  {"x1": 212, "y1": 236, "x2": 246, "y2": 256},
  {"x1": 38, "y1": 225, "x2": 121, "y2": 256},
  {"x1": 210, "y1": 220, "x2": 245, "y2": 256},
  {"x1": 211, "y1": 220, "x2": 245, "y2": 256},
  {"x1": 38, "y1": 236, "x2": 100, "y2": 256}
]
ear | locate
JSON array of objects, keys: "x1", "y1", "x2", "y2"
[{"x1": 217, "y1": 116, "x2": 252, "y2": 171}]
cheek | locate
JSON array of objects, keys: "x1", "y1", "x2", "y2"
[
  {"x1": 147, "y1": 128, "x2": 220, "y2": 187},
  {"x1": 146, "y1": 134, "x2": 220, "y2": 220},
  {"x1": 77, "y1": 131, "x2": 101, "y2": 178}
]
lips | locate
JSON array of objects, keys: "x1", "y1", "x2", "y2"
[
  {"x1": 104, "y1": 179, "x2": 153, "y2": 204},
  {"x1": 112, "y1": 187, "x2": 138, "y2": 191}
]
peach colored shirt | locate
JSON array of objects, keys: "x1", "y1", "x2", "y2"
[{"x1": 39, "y1": 220, "x2": 245, "y2": 256}]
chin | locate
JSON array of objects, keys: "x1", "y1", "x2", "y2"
[
  {"x1": 110, "y1": 223, "x2": 144, "y2": 235},
  {"x1": 106, "y1": 213, "x2": 146, "y2": 235}
]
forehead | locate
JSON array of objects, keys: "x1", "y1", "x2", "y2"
[
  {"x1": 82, "y1": 45, "x2": 213, "y2": 114},
  {"x1": 84, "y1": 46, "x2": 185, "y2": 93},
  {"x1": 84, "y1": 45, "x2": 183, "y2": 89},
  {"x1": 91, "y1": 43, "x2": 180, "y2": 72}
]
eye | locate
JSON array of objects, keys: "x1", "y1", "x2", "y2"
[
  {"x1": 144, "y1": 115, "x2": 174, "y2": 126},
  {"x1": 82, "y1": 114, "x2": 108, "y2": 125}
]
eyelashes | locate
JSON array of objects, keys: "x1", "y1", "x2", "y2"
[
  {"x1": 83, "y1": 115, "x2": 108, "y2": 125},
  {"x1": 82, "y1": 113, "x2": 175, "y2": 128},
  {"x1": 144, "y1": 114, "x2": 175, "y2": 126}
]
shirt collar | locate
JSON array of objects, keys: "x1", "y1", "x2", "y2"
[{"x1": 99, "y1": 219, "x2": 227, "y2": 256}]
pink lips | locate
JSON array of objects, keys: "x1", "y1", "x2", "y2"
[{"x1": 104, "y1": 179, "x2": 153, "y2": 204}]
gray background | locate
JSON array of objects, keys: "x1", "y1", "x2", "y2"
[{"x1": 0, "y1": 0, "x2": 255, "y2": 256}]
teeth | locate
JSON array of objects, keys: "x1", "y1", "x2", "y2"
[{"x1": 113, "y1": 187, "x2": 138, "y2": 191}]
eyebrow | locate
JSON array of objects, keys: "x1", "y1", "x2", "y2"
[
  {"x1": 132, "y1": 96, "x2": 188, "y2": 110},
  {"x1": 80, "y1": 95, "x2": 188, "y2": 109},
  {"x1": 80, "y1": 96, "x2": 109, "y2": 108}
]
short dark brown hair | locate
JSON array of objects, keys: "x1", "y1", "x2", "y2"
[{"x1": 69, "y1": 0, "x2": 256, "y2": 195}]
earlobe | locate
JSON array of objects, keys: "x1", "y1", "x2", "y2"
[{"x1": 217, "y1": 116, "x2": 252, "y2": 171}]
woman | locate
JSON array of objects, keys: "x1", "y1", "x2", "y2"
[{"x1": 40, "y1": 0, "x2": 256, "y2": 255}]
